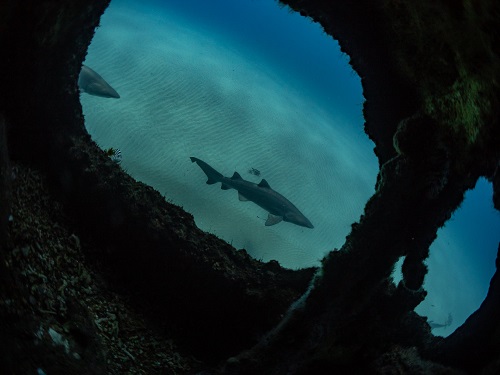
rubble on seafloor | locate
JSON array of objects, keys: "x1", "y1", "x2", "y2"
[{"x1": 1, "y1": 163, "x2": 201, "y2": 374}]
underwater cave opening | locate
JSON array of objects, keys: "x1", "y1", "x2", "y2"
[
  {"x1": 392, "y1": 178, "x2": 500, "y2": 337},
  {"x1": 79, "y1": 0, "x2": 379, "y2": 269}
]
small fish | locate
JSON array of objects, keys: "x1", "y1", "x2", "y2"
[
  {"x1": 78, "y1": 65, "x2": 120, "y2": 98},
  {"x1": 191, "y1": 157, "x2": 313, "y2": 228},
  {"x1": 248, "y1": 167, "x2": 261, "y2": 177}
]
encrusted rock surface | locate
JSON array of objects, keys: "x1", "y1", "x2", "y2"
[
  {"x1": 1, "y1": 164, "x2": 201, "y2": 374},
  {"x1": 0, "y1": 0, "x2": 499, "y2": 374}
]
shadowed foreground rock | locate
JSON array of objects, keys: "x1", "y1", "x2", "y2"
[{"x1": 0, "y1": 0, "x2": 499, "y2": 374}]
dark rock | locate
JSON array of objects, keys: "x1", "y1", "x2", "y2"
[
  {"x1": 0, "y1": 0, "x2": 499, "y2": 374},
  {"x1": 0, "y1": 115, "x2": 11, "y2": 247}
]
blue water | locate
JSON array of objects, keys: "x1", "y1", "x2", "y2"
[
  {"x1": 414, "y1": 178, "x2": 500, "y2": 335},
  {"x1": 154, "y1": 0, "x2": 362, "y2": 115},
  {"x1": 82, "y1": 0, "x2": 499, "y2": 338},
  {"x1": 82, "y1": 0, "x2": 376, "y2": 269}
]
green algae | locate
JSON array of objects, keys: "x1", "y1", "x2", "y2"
[
  {"x1": 385, "y1": 0, "x2": 500, "y2": 150},
  {"x1": 424, "y1": 76, "x2": 490, "y2": 146}
]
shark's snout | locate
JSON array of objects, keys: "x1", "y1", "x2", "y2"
[
  {"x1": 79, "y1": 65, "x2": 120, "y2": 99},
  {"x1": 285, "y1": 211, "x2": 314, "y2": 228}
]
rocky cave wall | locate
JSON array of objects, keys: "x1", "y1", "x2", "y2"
[
  {"x1": 0, "y1": 0, "x2": 499, "y2": 374},
  {"x1": 0, "y1": 0, "x2": 315, "y2": 366}
]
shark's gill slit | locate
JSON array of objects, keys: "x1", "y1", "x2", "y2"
[{"x1": 80, "y1": 0, "x2": 378, "y2": 269}]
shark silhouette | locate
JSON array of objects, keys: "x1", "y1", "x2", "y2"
[
  {"x1": 190, "y1": 157, "x2": 313, "y2": 228},
  {"x1": 78, "y1": 65, "x2": 120, "y2": 98},
  {"x1": 429, "y1": 313, "x2": 453, "y2": 329}
]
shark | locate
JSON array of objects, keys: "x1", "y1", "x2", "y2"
[
  {"x1": 190, "y1": 157, "x2": 314, "y2": 229},
  {"x1": 78, "y1": 65, "x2": 120, "y2": 98},
  {"x1": 428, "y1": 313, "x2": 453, "y2": 329}
]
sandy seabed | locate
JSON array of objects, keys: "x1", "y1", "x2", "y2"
[{"x1": 81, "y1": 1, "x2": 377, "y2": 269}]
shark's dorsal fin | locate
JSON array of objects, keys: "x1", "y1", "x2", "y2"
[
  {"x1": 258, "y1": 179, "x2": 271, "y2": 189},
  {"x1": 231, "y1": 172, "x2": 243, "y2": 180},
  {"x1": 238, "y1": 192, "x2": 249, "y2": 201},
  {"x1": 265, "y1": 214, "x2": 283, "y2": 226}
]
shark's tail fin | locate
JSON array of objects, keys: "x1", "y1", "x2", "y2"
[{"x1": 190, "y1": 157, "x2": 224, "y2": 185}]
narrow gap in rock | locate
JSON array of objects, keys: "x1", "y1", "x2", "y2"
[{"x1": 392, "y1": 255, "x2": 405, "y2": 286}]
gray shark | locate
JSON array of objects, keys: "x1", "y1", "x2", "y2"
[
  {"x1": 429, "y1": 313, "x2": 452, "y2": 329},
  {"x1": 190, "y1": 157, "x2": 314, "y2": 229},
  {"x1": 78, "y1": 65, "x2": 120, "y2": 98}
]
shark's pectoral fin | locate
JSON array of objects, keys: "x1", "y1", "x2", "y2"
[
  {"x1": 238, "y1": 192, "x2": 249, "y2": 201},
  {"x1": 221, "y1": 183, "x2": 231, "y2": 190},
  {"x1": 265, "y1": 214, "x2": 283, "y2": 226},
  {"x1": 206, "y1": 178, "x2": 218, "y2": 185}
]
